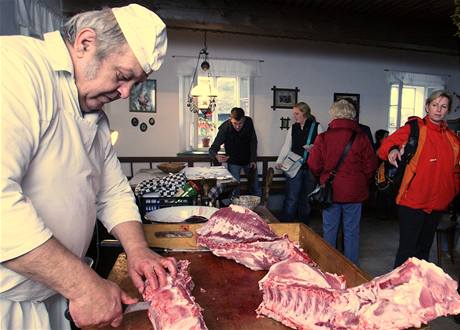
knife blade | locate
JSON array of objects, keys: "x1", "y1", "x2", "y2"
[
  {"x1": 154, "y1": 231, "x2": 193, "y2": 238},
  {"x1": 151, "y1": 247, "x2": 210, "y2": 253},
  {"x1": 123, "y1": 301, "x2": 150, "y2": 314}
]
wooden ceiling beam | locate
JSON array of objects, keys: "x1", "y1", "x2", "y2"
[{"x1": 61, "y1": 0, "x2": 460, "y2": 55}]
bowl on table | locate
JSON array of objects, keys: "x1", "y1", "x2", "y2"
[
  {"x1": 231, "y1": 195, "x2": 261, "y2": 210},
  {"x1": 157, "y1": 162, "x2": 186, "y2": 174}
]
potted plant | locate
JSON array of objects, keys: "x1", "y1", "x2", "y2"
[{"x1": 198, "y1": 116, "x2": 216, "y2": 147}]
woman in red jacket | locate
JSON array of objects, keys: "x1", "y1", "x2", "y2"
[
  {"x1": 378, "y1": 90, "x2": 460, "y2": 268},
  {"x1": 308, "y1": 100, "x2": 377, "y2": 265}
]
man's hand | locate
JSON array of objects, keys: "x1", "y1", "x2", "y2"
[
  {"x1": 111, "y1": 221, "x2": 178, "y2": 294},
  {"x1": 69, "y1": 276, "x2": 138, "y2": 328},
  {"x1": 127, "y1": 247, "x2": 177, "y2": 294},
  {"x1": 250, "y1": 162, "x2": 257, "y2": 169},
  {"x1": 216, "y1": 154, "x2": 229, "y2": 163},
  {"x1": 3, "y1": 237, "x2": 137, "y2": 328},
  {"x1": 275, "y1": 163, "x2": 283, "y2": 170}
]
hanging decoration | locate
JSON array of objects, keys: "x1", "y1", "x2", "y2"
[
  {"x1": 186, "y1": 31, "x2": 218, "y2": 114},
  {"x1": 140, "y1": 122, "x2": 148, "y2": 132},
  {"x1": 280, "y1": 117, "x2": 291, "y2": 130}
]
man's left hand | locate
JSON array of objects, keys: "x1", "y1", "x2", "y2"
[
  {"x1": 250, "y1": 162, "x2": 257, "y2": 169},
  {"x1": 126, "y1": 248, "x2": 177, "y2": 294}
]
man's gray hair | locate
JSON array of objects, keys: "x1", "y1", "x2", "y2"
[
  {"x1": 329, "y1": 99, "x2": 356, "y2": 120},
  {"x1": 61, "y1": 8, "x2": 127, "y2": 60}
]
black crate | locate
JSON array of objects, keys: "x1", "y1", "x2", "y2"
[{"x1": 138, "y1": 195, "x2": 196, "y2": 218}]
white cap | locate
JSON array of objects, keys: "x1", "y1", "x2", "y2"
[{"x1": 112, "y1": 4, "x2": 167, "y2": 75}]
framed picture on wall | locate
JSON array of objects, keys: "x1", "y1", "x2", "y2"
[
  {"x1": 129, "y1": 79, "x2": 156, "y2": 112},
  {"x1": 271, "y1": 86, "x2": 300, "y2": 110},
  {"x1": 333, "y1": 92, "x2": 360, "y2": 119}
]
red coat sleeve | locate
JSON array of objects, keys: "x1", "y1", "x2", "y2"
[
  {"x1": 377, "y1": 124, "x2": 411, "y2": 161},
  {"x1": 307, "y1": 133, "x2": 325, "y2": 178},
  {"x1": 361, "y1": 136, "x2": 378, "y2": 181}
]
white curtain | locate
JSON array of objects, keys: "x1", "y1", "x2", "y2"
[
  {"x1": 15, "y1": 0, "x2": 63, "y2": 37},
  {"x1": 385, "y1": 70, "x2": 449, "y2": 87}
]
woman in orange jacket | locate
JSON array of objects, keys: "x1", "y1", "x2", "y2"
[{"x1": 378, "y1": 90, "x2": 460, "y2": 268}]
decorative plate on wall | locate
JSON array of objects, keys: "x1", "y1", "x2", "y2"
[
  {"x1": 140, "y1": 122, "x2": 148, "y2": 132},
  {"x1": 149, "y1": 117, "x2": 155, "y2": 126},
  {"x1": 131, "y1": 117, "x2": 139, "y2": 127}
]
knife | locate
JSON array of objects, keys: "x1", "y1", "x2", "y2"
[
  {"x1": 151, "y1": 247, "x2": 210, "y2": 253},
  {"x1": 65, "y1": 301, "x2": 151, "y2": 322},
  {"x1": 123, "y1": 301, "x2": 150, "y2": 314}
]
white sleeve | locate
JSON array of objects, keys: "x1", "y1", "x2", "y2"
[
  {"x1": 276, "y1": 127, "x2": 292, "y2": 164},
  {"x1": 95, "y1": 117, "x2": 141, "y2": 233},
  {"x1": 0, "y1": 44, "x2": 53, "y2": 262}
]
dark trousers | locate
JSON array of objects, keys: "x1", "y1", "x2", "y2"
[{"x1": 394, "y1": 205, "x2": 441, "y2": 268}]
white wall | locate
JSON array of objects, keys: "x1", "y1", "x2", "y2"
[{"x1": 106, "y1": 29, "x2": 460, "y2": 157}]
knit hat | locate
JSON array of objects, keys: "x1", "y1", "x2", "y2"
[{"x1": 112, "y1": 4, "x2": 167, "y2": 75}]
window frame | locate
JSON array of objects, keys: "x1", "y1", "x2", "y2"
[
  {"x1": 387, "y1": 82, "x2": 445, "y2": 133},
  {"x1": 181, "y1": 74, "x2": 252, "y2": 151}
]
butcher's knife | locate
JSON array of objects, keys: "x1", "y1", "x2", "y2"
[{"x1": 123, "y1": 301, "x2": 150, "y2": 314}]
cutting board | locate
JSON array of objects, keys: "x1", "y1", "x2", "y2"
[{"x1": 99, "y1": 252, "x2": 288, "y2": 330}]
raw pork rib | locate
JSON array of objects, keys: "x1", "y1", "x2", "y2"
[
  {"x1": 196, "y1": 205, "x2": 314, "y2": 270},
  {"x1": 257, "y1": 257, "x2": 460, "y2": 330},
  {"x1": 143, "y1": 260, "x2": 207, "y2": 330}
]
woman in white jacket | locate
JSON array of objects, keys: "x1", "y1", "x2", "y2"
[{"x1": 276, "y1": 102, "x2": 323, "y2": 224}]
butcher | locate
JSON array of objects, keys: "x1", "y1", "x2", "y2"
[{"x1": 0, "y1": 4, "x2": 176, "y2": 329}]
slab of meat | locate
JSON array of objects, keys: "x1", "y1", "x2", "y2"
[
  {"x1": 257, "y1": 257, "x2": 460, "y2": 330},
  {"x1": 196, "y1": 205, "x2": 315, "y2": 270},
  {"x1": 143, "y1": 260, "x2": 208, "y2": 330}
]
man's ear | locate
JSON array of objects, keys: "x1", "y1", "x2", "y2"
[{"x1": 74, "y1": 28, "x2": 97, "y2": 58}]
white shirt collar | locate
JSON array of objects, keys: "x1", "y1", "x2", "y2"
[{"x1": 43, "y1": 31, "x2": 74, "y2": 76}]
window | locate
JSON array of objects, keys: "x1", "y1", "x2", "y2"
[
  {"x1": 193, "y1": 76, "x2": 250, "y2": 150},
  {"x1": 177, "y1": 57, "x2": 260, "y2": 152},
  {"x1": 386, "y1": 71, "x2": 447, "y2": 133}
]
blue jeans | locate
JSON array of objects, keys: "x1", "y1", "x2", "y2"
[
  {"x1": 281, "y1": 168, "x2": 315, "y2": 224},
  {"x1": 322, "y1": 203, "x2": 362, "y2": 265},
  {"x1": 227, "y1": 163, "x2": 261, "y2": 197}
]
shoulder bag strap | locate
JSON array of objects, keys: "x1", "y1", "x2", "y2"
[
  {"x1": 303, "y1": 121, "x2": 317, "y2": 161},
  {"x1": 327, "y1": 132, "x2": 357, "y2": 182}
]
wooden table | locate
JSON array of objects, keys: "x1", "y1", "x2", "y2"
[{"x1": 86, "y1": 220, "x2": 369, "y2": 330}]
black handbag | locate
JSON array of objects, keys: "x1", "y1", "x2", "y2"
[
  {"x1": 308, "y1": 132, "x2": 357, "y2": 208},
  {"x1": 309, "y1": 180, "x2": 333, "y2": 208}
]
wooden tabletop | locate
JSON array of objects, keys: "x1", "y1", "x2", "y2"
[{"x1": 91, "y1": 252, "x2": 289, "y2": 330}]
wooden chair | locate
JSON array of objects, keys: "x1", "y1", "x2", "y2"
[
  {"x1": 436, "y1": 212, "x2": 457, "y2": 265},
  {"x1": 262, "y1": 167, "x2": 275, "y2": 207}
]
